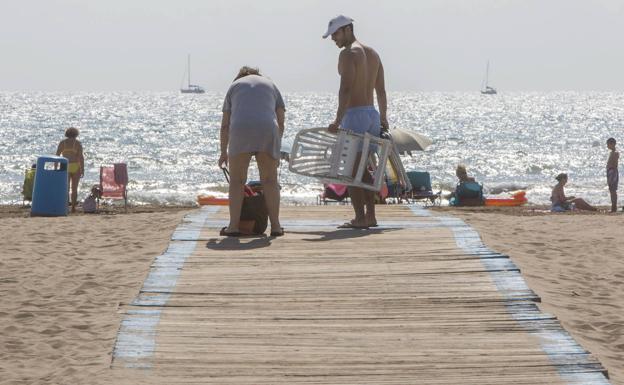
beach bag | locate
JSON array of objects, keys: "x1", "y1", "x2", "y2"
[
  {"x1": 83, "y1": 195, "x2": 97, "y2": 213},
  {"x1": 240, "y1": 193, "x2": 269, "y2": 235},
  {"x1": 222, "y1": 168, "x2": 268, "y2": 235},
  {"x1": 455, "y1": 181, "x2": 484, "y2": 206}
]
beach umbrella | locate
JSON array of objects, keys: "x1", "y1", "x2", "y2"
[{"x1": 389, "y1": 128, "x2": 432, "y2": 155}]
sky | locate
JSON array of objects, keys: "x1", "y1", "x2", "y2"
[{"x1": 1, "y1": 0, "x2": 623, "y2": 92}]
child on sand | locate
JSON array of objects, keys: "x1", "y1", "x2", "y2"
[{"x1": 606, "y1": 138, "x2": 619, "y2": 213}]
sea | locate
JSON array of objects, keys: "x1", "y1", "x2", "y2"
[{"x1": 1, "y1": 91, "x2": 623, "y2": 206}]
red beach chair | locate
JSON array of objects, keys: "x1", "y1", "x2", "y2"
[
  {"x1": 318, "y1": 183, "x2": 350, "y2": 205},
  {"x1": 100, "y1": 163, "x2": 128, "y2": 211}
]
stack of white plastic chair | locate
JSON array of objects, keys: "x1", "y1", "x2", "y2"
[{"x1": 289, "y1": 127, "x2": 391, "y2": 192}]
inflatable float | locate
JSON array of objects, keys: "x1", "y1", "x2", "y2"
[
  {"x1": 484, "y1": 191, "x2": 528, "y2": 207},
  {"x1": 197, "y1": 195, "x2": 229, "y2": 206}
]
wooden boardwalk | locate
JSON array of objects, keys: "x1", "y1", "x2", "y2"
[{"x1": 111, "y1": 205, "x2": 610, "y2": 384}]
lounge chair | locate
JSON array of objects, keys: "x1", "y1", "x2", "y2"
[
  {"x1": 385, "y1": 167, "x2": 406, "y2": 203},
  {"x1": 383, "y1": 146, "x2": 411, "y2": 203},
  {"x1": 289, "y1": 127, "x2": 392, "y2": 192},
  {"x1": 405, "y1": 171, "x2": 441, "y2": 206},
  {"x1": 99, "y1": 163, "x2": 128, "y2": 211},
  {"x1": 318, "y1": 183, "x2": 350, "y2": 205}
]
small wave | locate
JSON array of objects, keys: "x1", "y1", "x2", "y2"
[
  {"x1": 487, "y1": 184, "x2": 530, "y2": 195},
  {"x1": 435, "y1": 181, "x2": 457, "y2": 191}
]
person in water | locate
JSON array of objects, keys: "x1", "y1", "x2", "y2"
[
  {"x1": 606, "y1": 137, "x2": 619, "y2": 213},
  {"x1": 56, "y1": 127, "x2": 84, "y2": 213},
  {"x1": 550, "y1": 173, "x2": 597, "y2": 212}
]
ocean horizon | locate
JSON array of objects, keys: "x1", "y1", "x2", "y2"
[{"x1": 1, "y1": 91, "x2": 622, "y2": 206}]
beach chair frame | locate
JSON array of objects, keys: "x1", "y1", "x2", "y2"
[
  {"x1": 99, "y1": 164, "x2": 128, "y2": 212},
  {"x1": 383, "y1": 144, "x2": 413, "y2": 204},
  {"x1": 289, "y1": 127, "x2": 391, "y2": 192},
  {"x1": 404, "y1": 171, "x2": 441, "y2": 207},
  {"x1": 317, "y1": 183, "x2": 351, "y2": 205}
]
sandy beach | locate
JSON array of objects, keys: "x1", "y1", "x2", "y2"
[
  {"x1": 0, "y1": 205, "x2": 193, "y2": 385},
  {"x1": 0, "y1": 204, "x2": 622, "y2": 384}
]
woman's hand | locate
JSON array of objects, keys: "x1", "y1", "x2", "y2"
[{"x1": 218, "y1": 153, "x2": 228, "y2": 168}]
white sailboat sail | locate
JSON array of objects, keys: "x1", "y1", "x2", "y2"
[
  {"x1": 181, "y1": 54, "x2": 205, "y2": 94},
  {"x1": 481, "y1": 60, "x2": 497, "y2": 95}
]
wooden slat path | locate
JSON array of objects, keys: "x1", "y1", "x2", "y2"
[{"x1": 111, "y1": 205, "x2": 610, "y2": 384}]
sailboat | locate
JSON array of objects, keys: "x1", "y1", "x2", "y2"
[
  {"x1": 480, "y1": 60, "x2": 497, "y2": 95},
  {"x1": 180, "y1": 54, "x2": 205, "y2": 94}
]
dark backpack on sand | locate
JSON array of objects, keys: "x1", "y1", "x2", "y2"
[{"x1": 222, "y1": 168, "x2": 268, "y2": 235}]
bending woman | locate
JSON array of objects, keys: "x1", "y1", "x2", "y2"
[
  {"x1": 218, "y1": 66, "x2": 285, "y2": 236},
  {"x1": 56, "y1": 127, "x2": 84, "y2": 213},
  {"x1": 551, "y1": 173, "x2": 597, "y2": 212}
]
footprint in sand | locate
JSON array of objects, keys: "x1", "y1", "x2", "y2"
[
  {"x1": 585, "y1": 335, "x2": 608, "y2": 343},
  {"x1": 41, "y1": 325, "x2": 63, "y2": 336},
  {"x1": 14, "y1": 312, "x2": 34, "y2": 320},
  {"x1": 573, "y1": 321, "x2": 596, "y2": 332},
  {"x1": 601, "y1": 323, "x2": 624, "y2": 333},
  {"x1": 50, "y1": 340, "x2": 65, "y2": 349}
]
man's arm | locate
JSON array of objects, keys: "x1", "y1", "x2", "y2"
[
  {"x1": 375, "y1": 62, "x2": 388, "y2": 131},
  {"x1": 276, "y1": 107, "x2": 285, "y2": 138},
  {"x1": 218, "y1": 111, "x2": 231, "y2": 167},
  {"x1": 329, "y1": 50, "x2": 356, "y2": 133}
]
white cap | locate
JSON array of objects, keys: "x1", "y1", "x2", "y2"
[{"x1": 322, "y1": 15, "x2": 354, "y2": 39}]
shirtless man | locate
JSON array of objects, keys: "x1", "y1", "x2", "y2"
[
  {"x1": 323, "y1": 15, "x2": 388, "y2": 228},
  {"x1": 606, "y1": 138, "x2": 619, "y2": 212}
]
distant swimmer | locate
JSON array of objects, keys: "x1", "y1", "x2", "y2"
[
  {"x1": 323, "y1": 15, "x2": 389, "y2": 229},
  {"x1": 56, "y1": 127, "x2": 84, "y2": 213}
]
